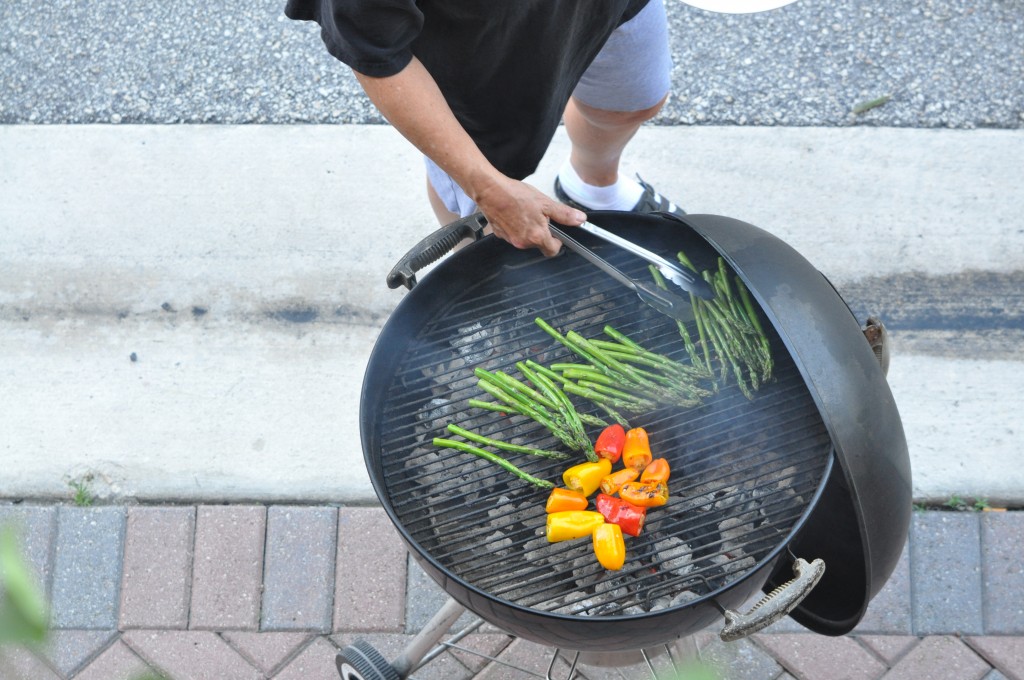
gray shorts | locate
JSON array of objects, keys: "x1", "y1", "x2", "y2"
[{"x1": 427, "y1": 0, "x2": 673, "y2": 216}]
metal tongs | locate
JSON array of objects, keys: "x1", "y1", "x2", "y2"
[{"x1": 549, "y1": 221, "x2": 715, "y2": 322}]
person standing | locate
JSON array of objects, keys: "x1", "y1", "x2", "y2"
[{"x1": 284, "y1": 0, "x2": 686, "y2": 256}]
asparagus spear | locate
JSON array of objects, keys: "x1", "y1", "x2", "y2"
[
  {"x1": 433, "y1": 438, "x2": 555, "y2": 489},
  {"x1": 445, "y1": 424, "x2": 570, "y2": 460}
]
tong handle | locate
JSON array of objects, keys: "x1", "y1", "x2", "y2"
[
  {"x1": 548, "y1": 224, "x2": 633, "y2": 289},
  {"x1": 577, "y1": 221, "x2": 677, "y2": 271},
  {"x1": 550, "y1": 223, "x2": 693, "y2": 323}
]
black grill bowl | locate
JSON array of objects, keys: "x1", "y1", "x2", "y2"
[{"x1": 359, "y1": 212, "x2": 910, "y2": 649}]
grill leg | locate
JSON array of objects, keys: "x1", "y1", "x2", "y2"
[{"x1": 391, "y1": 596, "x2": 467, "y2": 679}]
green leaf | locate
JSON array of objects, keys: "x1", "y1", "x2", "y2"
[{"x1": 0, "y1": 527, "x2": 49, "y2": 643}]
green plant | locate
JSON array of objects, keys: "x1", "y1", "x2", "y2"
[
  {"x1": 68, "y1": 477, "x2": 95, "y2": 507},
  {"x1": 944, "y1": 494, "x2": 968, "y2": 511},
  {"x1": 943, "y1": 495, "x2": 990, "y2": 512},
  {"x1": 0, "y1": 527, "x2": 48, "y2": 644}
]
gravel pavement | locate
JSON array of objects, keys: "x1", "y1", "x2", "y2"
[{"x1": 1, "y1": 0, "x2": 1021, "y2": 128}]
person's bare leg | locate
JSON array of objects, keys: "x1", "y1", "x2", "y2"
[
  {"x1": 563, "y1": 94, "x2": 667, "y2": 187},
  {"x1": 426, "y1": 177, "x2": 459, "y2": 224}
]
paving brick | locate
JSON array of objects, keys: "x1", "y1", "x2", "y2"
[
  {"x1": 473, "y1": 637, "x2": 578, "y2": 680},
  {"x1": 444, "y1": 632, "x2": 516, "y2": 674},
  {"x1": 261, "y1": 505, "x2": 337, "y2": 631},
  {"x1": 334, "y1": 506, "x2": 407, "y2": 632},
  {"x1": 855, "y1": 539, "x2": 912, "y2": 634},
  {"x1": 222, "y1": 631, "x2": 313, "y2": 675},
  {"x1": 966, "y1": 636, "x2": 1024, "y2": 680},
  {"x1": 39, "y1": 629, "x2": 118, "y2": 677},
  {"x1": 981, "y1": 512, "x2": 1024, "y2": 634},
  {"x1": 50, "y1": 506, "x2": 126, "y2": 629},
  {"x1": 122, "y1": 630, "x2": 261, "y2": 680},
  {"x1": 883, "y1": 636, "x2": 991, "y2": 680},
  {"x1": 982, "y1": 670, "x2": 1011, "y2": 680},
  {"x1": 0, "y1": 644, "x2": 62, "y2": 680},
  {"x1": 119, "y1": 505, "x2": 195, "y2": 629},
  {"x1": 73, "y1": 639, "x2": 158, "y2": 680},
  {"x1": 0, "y1": 505, "x2": 57, "y2": 600},
  {"x1": 331, "y1": 631, "x2": 510, "y2": 680},
  {"x1": 189, "y1": 505, "x2": 265, "y2": 630},
  {"x1": 575, "y1": 640, "x2": 707, "y2": 680},
  {"x1": 272, "y1": 636, "x2": 341, "y2": 680},
  {"x1": 910, "y1": 512, "x2": 984, "y2": 635},
  {"x1": 406, "y1": 556, "x2": 478, "y2": 635},
  {"x1": 696, "y1": 633, "x2": 783, "y2": 680},
  {"x1": 856, "y1": 634, "x2": 918, "y2": 666},
  {"x1": 754, "y1": 632, "x2": 885, "y2": 679}
]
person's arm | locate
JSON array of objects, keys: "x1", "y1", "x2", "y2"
[{"x1": 354, "y1": 57, "x2": 585, "y2": 256}]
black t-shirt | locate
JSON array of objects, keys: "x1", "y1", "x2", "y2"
[{"x1": 284, "y1": 0, "x2": 650, "y2": 180}]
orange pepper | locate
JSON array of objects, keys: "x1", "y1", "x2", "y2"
[
  {"x1": 599, "y1": 467, "x2": 639, "y2": 496},
  {"x1": 562, "y1": 458, "x2": 612, "y2": 497},
  {"x1": 640, "y1": 458, "x2": 670, "y2": 484},
  {"x1": 622, "y1": 427, "x2": 653, "y2": 471},
  {"x1": 619, "y1": 480, "x2": 669, "y2": 507},
  {"x1": 592, "y1": 523, "x2": 626, "y2": 570},
  {"x1": 545, "y1": 487, "x2": 588, "y2": 513}
]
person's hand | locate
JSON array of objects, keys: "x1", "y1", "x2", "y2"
[{"x1": 473, "y1": 175, "x2": 587, "y2": 257}]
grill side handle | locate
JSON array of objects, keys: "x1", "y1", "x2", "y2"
[
  {"x1": 387, "y1": 212, "x2": 489, "y2": 290},
  {"x1": 719, "y1": 557, "x2": 826, "y2": 642}
]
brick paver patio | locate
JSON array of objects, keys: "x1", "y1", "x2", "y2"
[{"x1": 0, "y1": 503, "x2": 1020, "y2": 679}]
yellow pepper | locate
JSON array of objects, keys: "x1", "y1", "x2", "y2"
[
  {"x1": 562, "y1": 458, "x2": 612, "y2": 497},
  {"x1": 622, "y1": 427, "x2": 653, "y2": 471},
  {"x1": 546, "y1": 510, "x2": 605, "y2": 543},
  {"x1": 592, "y1": 522, "x2": 626, "y2": 570}
]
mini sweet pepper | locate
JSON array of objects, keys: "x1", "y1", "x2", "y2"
[
  {"x1": 592, "y1": 523, "x2": 626, "y2": 570},
  {"x1": 562, "y1": 458, "x2": 612, "y2": 497},
  {"x1": 640, "y1": 458, "x2": 670, "y2": 485},
  {"x1": 598, "y1": 467, "x2": 639, "y2": 496},
  {"x1": 622, "y1": 427, "x2": 653, "y2": 471},
  {"x1": 595, "y1": 493, "x2": 647, "y2": 537},
  {"x1": 619, "y1": 480, "x2": 669, "y2": 508},
  {"x1": 546, "y1": 510, "x2": 605, "y2": 542},
  {"x1": 594, "y1": 424, "x2": 626, "y2": 463},
  {"x1": 545, "y1": 487, "x2": 588, "y2": 513}
]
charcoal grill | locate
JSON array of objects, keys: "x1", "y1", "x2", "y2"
[{"x1": 337, "y1": 212, "x2": 911, "y2": 679}]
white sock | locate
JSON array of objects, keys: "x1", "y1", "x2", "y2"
[{"x1": 557, "y1": 161, "x2": 645, "y2": 211}]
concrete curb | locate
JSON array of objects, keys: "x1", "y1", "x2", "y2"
[{"x1": 1, "y1": 124, "x2": 1022, "y2": 504}]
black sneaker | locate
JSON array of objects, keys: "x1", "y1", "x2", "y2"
[{"x1": 554, "y1": 175, "x2": 687, "y2": 217}]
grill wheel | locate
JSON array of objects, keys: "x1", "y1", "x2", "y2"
[{"x1": 335, "y1": 640, "x2": 400, "y2": 680}]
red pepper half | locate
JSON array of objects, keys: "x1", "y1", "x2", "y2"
[
  {"x1": 594, "y1": 424, "x2": 626, "y2": 463},
  {"x1": 595, "y1": 493, "x2": 647, "y2": 537}
]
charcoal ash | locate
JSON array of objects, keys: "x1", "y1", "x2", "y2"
[{"x1": 451, "y1": 321, "x2": 496, "y2": 364}]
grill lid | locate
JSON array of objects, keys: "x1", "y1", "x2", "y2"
[{"x1": 678, "y1": 213, "x2": 912, "y2": 634}]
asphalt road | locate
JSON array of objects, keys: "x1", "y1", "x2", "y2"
[{"x1": 1, "y1": 0, "x2": 1021, "y2": 128}]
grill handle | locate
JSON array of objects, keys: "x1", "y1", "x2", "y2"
[
  {"x1": 387, "y1": 212, "x2": 489, "y2": 290},
  {"x1": 719, "y1": 557, "x2": 826, "y2": 642}
]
